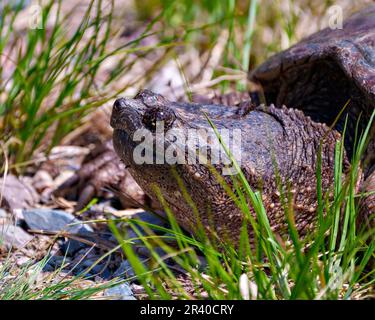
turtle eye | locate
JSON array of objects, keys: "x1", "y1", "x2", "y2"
[{"x1": 142, "y1": 107, "x2": 176, "y2": 132}]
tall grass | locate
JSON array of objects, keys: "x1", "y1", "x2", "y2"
[
  {"x1": 1, "y1": 0, "x2": 112, "y2": 165},
  {"x1": 0, "y1": 0, "x2": 175, "y2": 169}
]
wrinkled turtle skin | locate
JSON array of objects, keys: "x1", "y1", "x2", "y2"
[
  {"x1": 111, "y1": 90, "x2": 345, "y2": 243},
  {"x1": 250, "y1": 6, "x2": 375, "y2": 225},
  {"x1": 55, "y1": 92, "x2": 252, "y2": 211}
]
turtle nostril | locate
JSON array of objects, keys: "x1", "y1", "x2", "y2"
[
  {"x1": 113, "y1": 98, "x2": 126, "y2": 112},
  {"x1": 111, "y1": 98, "x2": 128, "y2": 129}
]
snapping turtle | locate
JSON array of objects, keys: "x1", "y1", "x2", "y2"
[
  {"x1": 111, "y1": 90, "x2": 344, "y2": 242},
  {"x1": 57, "y1": 6, "x2": 374, "y2": 243},
  {"x1": 110, "y1": 6, "x2": 374, "y2": 243}
]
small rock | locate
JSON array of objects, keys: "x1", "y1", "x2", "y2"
[
  {"x1": 90, "y1": 201, "x2": 118, "y2": 215},
  {"x1": 124, "y1": 229, "x2": 143, "y2": 244},
  {"x1": 101, "y1": 268, "x2": 112, "y2": 280},
  {"x1": 23, "y1": 208, "x2": 93, "y2": 234},
  {"x1": 0, "y1": 209, "x2": 6, "y2": 219},
  {"x1": 113, "y1": 260, "x2": 136, "y2": 279},
  {"x1": 42, "y1": 264, "x2": 55, "y2": 272},
  {"x1": 23, "y1": 208, "x2": 94, "y2": 256},
  {"x1": 0, "y1": 224, "x2": 33, "y2": 249},
  {"x1": 12, "y1": 208, "x2": 24, "y2": 220},
  {"x1": 75, "y1": 247, "x2": 101, "y2": 259},
  {"x1": 0, "y1": 174, "x2": 39, "y2": 211},
  {"x1": 133, "y1": 211, "x2": 167, "y2": 227},
  {"x1": 81, "y1": 259, "x2": 104, "y2": 273},
  {"x1": 197, "y1": 255, "x2": 208, "y2": 271},
  {"x1": 85, "y1": 268, "x2": 112, "y2": 281},
  {"x1": 32, "y1": 170, "x2": 54, "y2": 192},
  {"x1": 16, "y1": 256, "x2": 31, "y2": 266},
  {"x1": 47, "y1": 255, "x2": 71, "y2": 267},
  {"x1": 131, "y1": 283, "x2": 145, "y2": 295},
  {"x1": 130, "y1": 211, "x2": 169, "y2": 236},
  {"x1": 136, "y1": 246, "x2": 167, "y2": 259},
  {"x1": 93, "y1": 267, "x2": 112, "y2": 280},
  {"x1": 70, "y1": 256, "x2": 112, "y2": 280},
  {"x1": 60, "y1": 239, "x2": 88, "y2": 256},
  {"x1": 104, "y1": 282, "x2": 136, "y2": 300},
  {"x1": 0, "y1": 208, "x2": 7, "y2": 224}
]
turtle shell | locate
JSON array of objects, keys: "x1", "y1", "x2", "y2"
[{"x1": 250, "y1": 5, "x2": 375, "y2": 170}]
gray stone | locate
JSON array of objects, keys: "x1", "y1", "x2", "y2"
[
  {"x1": 47, "y1": 255, "x2": 71, "y2": 267},
  {"x1": 104, "y1": 282, "x2": 136, "y2": 300},
  {"x1": 197, "y1": 255, "x2": 208, "y2": 271},
  {"x1": 12, "y1": 208, "x2": 24, "y2": 220},
  {"x1": 133, "y1": 211, "x2": 168, "y2": 228},
  {"x1": 60, "y1": 239, "x2": 87, "y2": 256},
  {"x1": 0, "y1": 175, "x2": 39, "y2": 211},
  {"x1": 42, "y1": 263, "x2": 55, "y2": 272},
  {"x1": 98, "y1": 268, "x2": 112, "y2": 280},
  {"x1": 23, "y1": 209, "x2": 94, "y2": 257},
  {"x1": 0, "y1": 224, "x2": 33, "y2": 249},
  {"x1": 83, "y1": 265, "x2": 112, "y2": 280},
  {"x1": 0, "y1": 209, "x2": 6, "y2": 219},
  {"x1": 136, "y1": 246, "x2": 167, "y2": 259},
  {"x1": 125, "y1": 229, "x2": 143, "y2": 244},
  {"x1": 16, "y1": 256, "x2": 31, "y2": 266},
  {"x1": 81, "y1": 259, "x2": 103, "y2": 273},
  {"x1": 113, "y1": 260, "x2": 136, "y2": 279},
  {"x1": 23, "y1": 208, "x2": 93, "y2": 234},
  {"x1": 90, "y1": 201, "x2": 118, "y2": 215}
]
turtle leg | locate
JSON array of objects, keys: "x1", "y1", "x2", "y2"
[{"x1": 54, "y1": 140, "x2": 147, "y2": 211}]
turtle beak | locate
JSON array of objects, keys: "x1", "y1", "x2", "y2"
[
  {"x1": 110, "y1": 97, "x2": 147, "y2": 133},
  {"x1": 110, "y1": 98, "x2": 126, "y2": 129}
]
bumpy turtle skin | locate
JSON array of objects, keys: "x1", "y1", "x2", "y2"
[
  {"x1": 250, "y1": 6, "x2": 375, "y2": 223},
  {"x1": 55, "y1": 93, "x2": 253, "y2": 211},
  {"x1": 111, "y1": 91, "x2": 345, "y2": 244}
]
